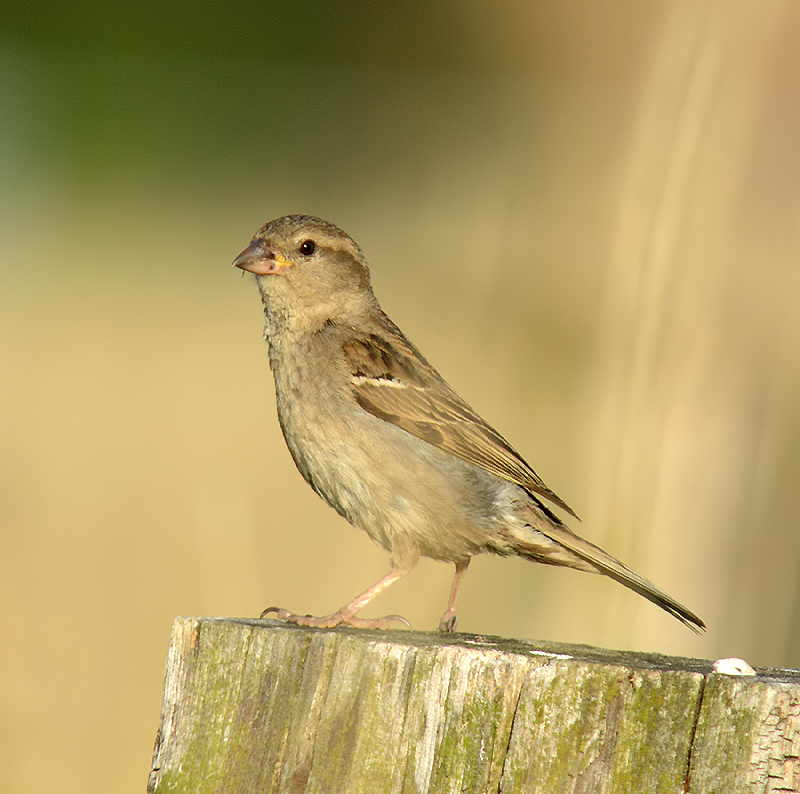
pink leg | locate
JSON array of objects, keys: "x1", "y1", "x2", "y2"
[
  {"x1": 438, "y1": 559, "x2": 470, "y2": 633},
  {"x1": 261, "y1": 566, "x2": 413, "y2": 629}
]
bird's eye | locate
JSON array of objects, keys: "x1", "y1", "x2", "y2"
[{"x1": 299, "y1": 239, "x2": 316, "y2": 256}]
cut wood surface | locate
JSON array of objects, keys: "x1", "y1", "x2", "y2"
[{"x1": 147, "y1": 617, "x2": 800, "y2": 794}]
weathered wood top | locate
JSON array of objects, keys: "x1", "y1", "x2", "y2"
[{"x1": 148, "y1": 617, "x2": 800, "y2": 793}]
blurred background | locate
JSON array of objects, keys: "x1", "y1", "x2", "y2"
[{"x1": 2, "y1": 0, "x2": 799, "y2": 791}]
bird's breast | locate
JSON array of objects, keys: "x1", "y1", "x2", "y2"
[{"x1": 265, "y1": 331, "x2": 511, "y2": 561}]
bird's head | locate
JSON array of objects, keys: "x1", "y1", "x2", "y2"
[{"x1": 233, "y1": 215, "x2": 376, "y2": 331}]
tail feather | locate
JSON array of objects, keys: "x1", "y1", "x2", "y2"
[{"x1": 522, "y1": 517, "x2": 705, "y2": 633}]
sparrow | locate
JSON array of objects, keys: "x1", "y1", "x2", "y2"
[{"x1": 233, "y1": 214, "x2": 705, "y2": 633}]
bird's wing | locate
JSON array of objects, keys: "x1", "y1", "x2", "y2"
[{"x1": 342, "y1": 326, "x2": 578, "y2": 519}]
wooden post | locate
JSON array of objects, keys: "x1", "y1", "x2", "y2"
[{"x1": 147, "y1": 617, "x2": 800, "y2": 793}]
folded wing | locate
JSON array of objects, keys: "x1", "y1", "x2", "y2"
[{"x1": 343, "y1": 325, "x2": 578, "y2": 519}]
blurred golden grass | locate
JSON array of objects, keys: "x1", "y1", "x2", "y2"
[{"x1": 1, "y1": 2, "x2": 799, "y2": 793}]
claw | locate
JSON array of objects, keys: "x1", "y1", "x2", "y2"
[
  {"x1": 438, "y1": 614, "x2": 458, "y2": 633},
  {"x1": 259, "y1": 606, "x2": 288, "y2": 620},
  {"x1": 343, "y1": 614, "x2": 412, "y2": 630}
]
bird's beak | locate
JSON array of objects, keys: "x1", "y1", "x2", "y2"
[{"x1": 232, "y1": 240, "x2": 291, "y2": 275}]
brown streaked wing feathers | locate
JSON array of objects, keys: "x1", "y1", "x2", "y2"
[{"x1": 342, "y1": 327, "x2": 578, "y2": 519}]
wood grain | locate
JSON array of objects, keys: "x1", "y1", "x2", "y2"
[{"x1": 148, "y1": 618, "x2": 799, "y2": 793}]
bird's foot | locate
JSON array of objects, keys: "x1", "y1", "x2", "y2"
[
  {"x1": 437, "y1": 610, "x2": 458, "y2": 633},
  {"x1": 260, "y1": 606, "x2": 411, "y2": 630}
]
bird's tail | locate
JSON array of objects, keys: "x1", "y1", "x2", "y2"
[{"x1": 514, "y1": 510, "x2": 705, "y2": 633}]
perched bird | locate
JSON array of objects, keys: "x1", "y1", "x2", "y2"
[{"x1": 233, "y1": 214, "x2": 704, "y2": 633}]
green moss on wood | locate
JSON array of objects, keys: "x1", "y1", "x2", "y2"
[{"x1": 148, "y1": 618, "x2": 800, "y2": 794}]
